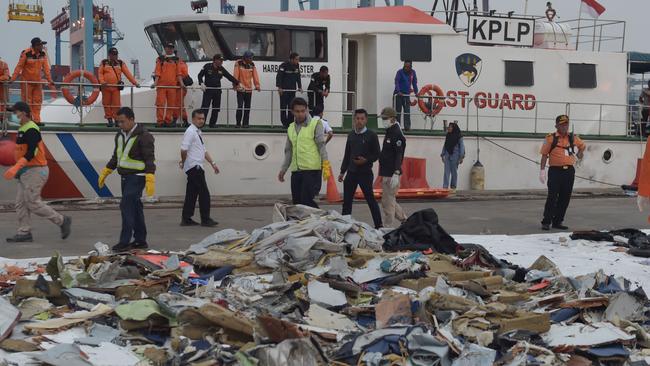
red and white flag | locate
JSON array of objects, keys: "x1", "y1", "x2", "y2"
[{"x1": 580, "y1": 0, "x2": 606, "y2": 18}]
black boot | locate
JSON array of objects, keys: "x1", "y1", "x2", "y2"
[
  {"x1": 106, "y1": 118, "x2": 114, "y2": 127},
  {"x1": 182, "y1": 118, "x2": 189, "y2": 128}
]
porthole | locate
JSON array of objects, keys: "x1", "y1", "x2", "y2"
[
  {"x1": 253, "y1": 142, "x2": 269, "y2": 160},
  {"x1": 602, "y1": 149, "x2": 613, "y2": 164}
]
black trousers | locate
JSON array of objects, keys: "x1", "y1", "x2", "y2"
[
  {"x1": 308, "y1": 91, "x2": 324, "y2": 112},
  {"x1": 542, "y1": 166, "x2": 575, "y2": 225},
  {"x1": 182, "y1": 166, "x2": 211, "y2": 222},
  {"x1": 119, "y1": 175, "x2": 146, "y2": 245},
  {"x1": 342, "y1": 171, "x2": 383, "y2": 228},
  {"x1": 236, "y1": 92, "x2": 252, "y2": 127},
  {"x1": 200, "y1": 89, "x2": 222, "y2": 126},
  {"x1": 291, "y1": 170, "x2": 321, "y2": 208},
  {"x1": 280, "y1": 91, "x2": 296, "y2": 128}
]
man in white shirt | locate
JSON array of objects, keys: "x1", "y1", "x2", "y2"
[
  {"x1": 180, "y1": 109, "x2": 220, "y2": 227},
  {"x1": 312, "y1": 104, "x2": 333, "y2": 144}
]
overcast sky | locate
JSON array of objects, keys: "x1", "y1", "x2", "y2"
[{"x1": 0, "y1": 0, "x2": 644, "y2": 77}]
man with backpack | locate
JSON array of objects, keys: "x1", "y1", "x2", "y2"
[
  {"x1": 98, "y1": 47, "x2": 140, "y2": 127},
  {"x1": 539, "y1": 114, "x2": 586, "y2": 231}
]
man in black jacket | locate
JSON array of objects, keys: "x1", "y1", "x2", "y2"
[
  {"x1": 198, "y1": 54, "x2": 239, "y2": 127},
  {"x1": 307, "y1": 66, "x2": 330, "y2": 112},
  {"x1": 98, "y1": 107, "x2": 156, "y2": 252},
  {"x1": 378, "y1": 107, "x2": 407, "y2": 227},
  {"x1": 276, "y1": 52, "x2": 302, "y2": 127},
  {"x1": 339, "y1": 109, "x2": 383, "y2": 228}
]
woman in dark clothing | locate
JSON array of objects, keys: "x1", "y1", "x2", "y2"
[{"x1": 440, "y1": 122, "x2": 465, "y2": 190}]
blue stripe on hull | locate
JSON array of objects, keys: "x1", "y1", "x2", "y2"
[{"x1": 57, "y1": 133, "x2": 113, "y2": 197}]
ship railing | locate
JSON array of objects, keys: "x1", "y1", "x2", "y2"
[
  {"x1": 555, "y1": 18, "x2": 626, "y2": 52},
  {"x1": 0, "y1": 80, "x2": 644, "y2": 138},
  {"x1": 0, "y1": 80, "x2": 358, "y2": 128},
  {"x1": 394, "y1": 93, "x2": 641, "y2": 138}
]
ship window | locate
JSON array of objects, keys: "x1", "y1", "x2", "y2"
[
  {"x1": 178, "y1": 22, "x2": 221, "y2": 61},
  {"x1": 291, "y1": 30, "x2": 326, "y2": 61},
  {"x1": 400, "y1": 35, "x2": 431, "y2": 62},
  {"x1": 146, "y1": 26, "x2": 163, "y2": 56},
  {"x1": 219, "y1": 27, "x2": 276, "y2": 58},
  {"x1": 504, "y1": 60, "x2": 534, "y2": 86},
  {"x1": 157, "y1": 23, "x2": 190, "y2": 61},
  {"x1": 569, "y1": 63, "x2": 597, "y2": 88}
]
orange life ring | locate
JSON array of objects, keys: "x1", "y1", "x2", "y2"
[
  {"x1": 61, "y1": 70, "x2": 100, "y2": 106},
  {"x1": 417, "y1": 84, "x2": 445, "y2": 117}
]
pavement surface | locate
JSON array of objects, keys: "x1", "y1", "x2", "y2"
[{"x1": 0, "y1": 195, "x2": 643, "y2": 258}]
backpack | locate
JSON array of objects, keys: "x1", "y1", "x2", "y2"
[{"x1": 550, "y1": 133, "x2": 575, "y2": 155}]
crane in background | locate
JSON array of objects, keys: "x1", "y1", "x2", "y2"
[{"x1": 7, "y1": 0, "x2": 44, "y2": 23}]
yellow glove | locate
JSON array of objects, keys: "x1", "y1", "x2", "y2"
[
  {"x1": 3, "y1": 158, "x2": 27, "y2": 180},
  {"x1": 145, "y1": 173, "x2": 155, "y2": 196},
  {"x1": 97, "y1": 167, "x2": 113, "y2": 188},
  {"x1": 322, "y1": 160, "x2": 331, "y2": 181}
]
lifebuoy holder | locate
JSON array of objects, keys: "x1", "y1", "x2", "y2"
[
  {"x1": 417, "y1": 84, "x2": 445, "y2": 117},
  {"x1": 61, "y1": 70, "x2": 100, "y2": 106}
]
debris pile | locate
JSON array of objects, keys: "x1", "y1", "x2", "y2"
[{"x1": 0, "y1": 204, "x2": 649, "y2": 365}]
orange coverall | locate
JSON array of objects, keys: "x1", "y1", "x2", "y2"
[
  {"x1": 11, "y1": 48, "x2": 53, "y2": 123},
  {"x1": 98, "y1": 59, "x2": 138, "y2": 120},
  {"x1": 0, "y1": 59, "x2": 9, "y2": 115},
  {"x1": 177, "y1": 60, "x2": 189, "y2": 121},
  {"x1": 154, "y1": 55, "x2": 182, "y2": 126}
]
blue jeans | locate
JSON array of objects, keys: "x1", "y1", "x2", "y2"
[
  {"x1": 394, "y1": 94, "x2": 411, "y2": 130},
  {"x1": 443, "y1": 156, "x2": 460, "y2": 189},
  {"x1": 119, "y1": 174, "x2": 146, "y2": 245}
]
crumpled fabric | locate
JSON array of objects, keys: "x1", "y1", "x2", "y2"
[
  {"x1": 252, "y1": 337, "x2": 325, "y2": 366},
  {"x1": 383, "y1": 209, "x2": 458, "y2": 254},
  {"x1": 380, "y1": 252, "x2": 428, "y2": 273},
  {"x1": 187, "y1": 229, "x2": 250, "y2": 254},
  {"x1": 253, "y1": 204, "x2": 383, "y2": 270}
]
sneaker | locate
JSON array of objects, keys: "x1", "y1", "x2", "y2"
[
  {"x1": 6, "y1": 233, "x2": 33, "y2": 243},
  {"x1": 552, "y1": 223, "x2": 569, "y2": 230},
  {"x1": 129, "y1": 241, "x2": 149, "y2": 250},
  {"x1": 106, "y1": 118, "x2": 114, "y2": 127},
  {"x1": 541, "y1": 224, "x2": 550, "y2": 231},
  {"x1": 180, "y1": 218, "x2": 200, "y2": 226},
  {"x1": 201, "y1": 218, "x2": 219, "y2": 227},
  {"x1": 60, "y1": 216, "x2": 72, "y2": 240}
]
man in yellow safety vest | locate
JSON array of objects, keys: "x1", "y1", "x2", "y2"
[{"x1": 98, "y1": 107, "x2": 156, "y2": 251}]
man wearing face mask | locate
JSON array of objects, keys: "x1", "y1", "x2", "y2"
[
  {"x1": 339, "y1": 109, "x2": 383, "y2": 229},
  {"x1": 378, "y1": 107, "x2": 407, "y2": 227},
  {"x1": 3, "y1": 102, "x2": 71, "y2": 243}
]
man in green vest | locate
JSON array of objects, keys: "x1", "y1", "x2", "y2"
[
  {"x1": 278, "y1": 97, "x2": 330, "y2": 208},
  {"x1": 98, "y1": 107, "x2": 156, "y2": 252}
]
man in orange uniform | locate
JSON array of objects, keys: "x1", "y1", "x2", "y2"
[
  {"x1": 233, "y1": 51, "x2": 261, "y2": 128},
  {"x1": 177, "y1": 58, "x2": 190, "y2": 127},
  {"x1": 3, "y1": 102, "x2": 71, "y2": 242},
  {"x1": 153, "y1": 43, "x2": 183, "y2": 127},
  {"x1": 0, "y1": 57, "x2": 9, "y2": 119},
  {"x1": 637, "y1": 137, "x2": 650, "y2": 220},
  {"x1": 98, "y1": 47, "x2": 140, "y2": 127},
  {"x1": 539, "y1": 115, "x2": 586, "y2": 231},
  {"x1": 10, "y1": 38, "x2": 55, "y2": 124}
]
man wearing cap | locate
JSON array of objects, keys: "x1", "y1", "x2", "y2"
[
  {"x1": 3, "y1": 102, "x2": 71, "y2": 242},
  {"x1": 10, "y1": 38, "x2": 55, "y2": 123},
  {"x1": 153, "y1": 43, "x2": 183, "y2": 127},
  {"x1": 539, "y1": 114, "x2": 586, "y2": 231},
  {"x1": 378, "y1": 107, "x2": 407, "y2": 227},
  {"x1": 277, "y1": 52, "x2": 303, "y2": 128},
  {"x1": 98, "y1": 47, "x2": 140, "y2": 127},
  {"x1": 98, "y1": 107, "x2": 156, "y2": 252},
  {"x1": 198, "y1": 54, "x2": 239, "y2": 128},
  {"x1": 233, "y1": 51, "x2": 260, "y2": 128}
]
